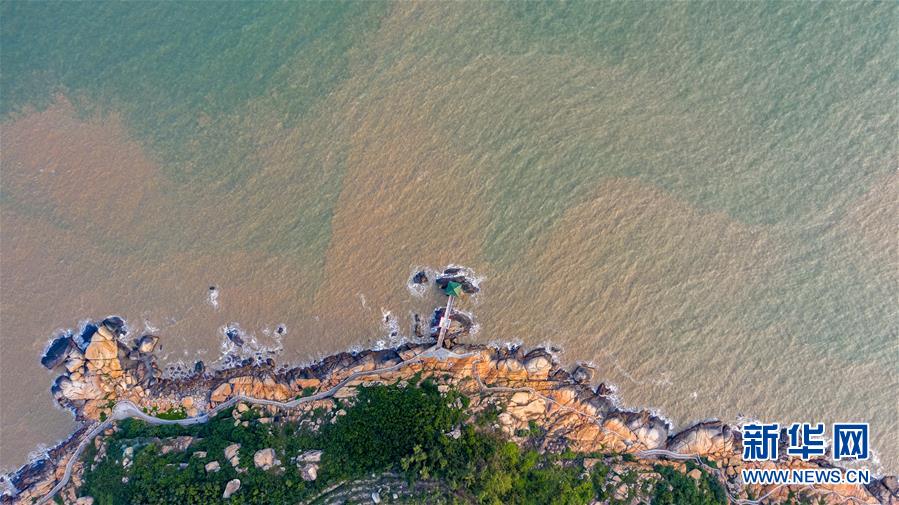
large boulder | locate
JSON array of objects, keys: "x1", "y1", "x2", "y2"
[
  {"x1": 524, "y1": 351, "x2": 553, "y2": 375},
  {"x1": 57, "y1": 376, "x2": 104, "y2": 400},
  {"x1": 160, "y1": 436, "x2": 194, "y2": 455},
  {"x1": 866, "y1": 476, "x2": 899, "y2": 504},
  {"x1": 205, "y1": 461, "x2": 220, "y2": 473},
  {"x1": 210, "y1": 383, "x2": 232, "y2": 403},
  {"x1": 572, "y1": 364, "x2": 596, "y2": 383},
  {"x1": 224, "y1": 443, "x2": 241, "y2": 467},
  {"x1": 253, "y1": 448, "x2": 278, "y2": 470},
  {"x1": 223, "y1": 479, "x2": 241, "y2": 499},
  {"x1": 64, "y1": 351, "x2": 85, "y2": 373},
  {"x1": 41, "y1": 336, "x2": 74, "y2": 369},
  {"x1": 101, "y1": 316, "x2": 126, "y2": 336},
  {"x1": 136, "y1": 335, "x2": 159, "y2": 353},
  {"x1": 300, "y1": 463, "x2": 318, "y2": 481},
  {"x1": 84, "y1": 339, "x2": 118, "y2": 363},
  {"x1": 296, "y1": 450, "x2": 322, "y2": 463},
  {"x1": 666, "y1": 421, "x2": 734, "y2": 456},
  {"x1": 94, "y1": 325, "x2": 116, "y2": 342}
]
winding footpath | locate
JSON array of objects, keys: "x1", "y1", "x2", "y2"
[{"x1": 37, "y1": 345, "x2": 870, "y2": 505}]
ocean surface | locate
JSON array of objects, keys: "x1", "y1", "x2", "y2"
[{"x1": 1, "y1": 2, "x2": 896, "y2": 475}]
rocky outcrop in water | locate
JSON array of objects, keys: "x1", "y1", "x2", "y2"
[
  {"x1": 4, "y1": 318, "x2": 895, "y2": 505},
  {"x1": 435, "y1": 267, "x2": 479, "y2": 294}
]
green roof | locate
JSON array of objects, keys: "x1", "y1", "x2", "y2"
[{"x1": 443, "y1": 281, "x2": 463, "y2": 297}]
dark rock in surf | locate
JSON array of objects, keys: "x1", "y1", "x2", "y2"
[
  {"x1": 429, "y1": 307, "x2": 473, "y2": 336},
  {"x1": 595, "y1": 383, "x2": 615, "y2": 397},
  {"x1": 41, "y1": 336, "x2": 74, "y2": 369},
  {"x1": 225, "y1": 327, "x2": 244, "y2": 346},
  {"x1": 102, "y1": 316, "x2": 126, "y2": 336},
  {"x1": 137, "y1": 335, "x2": 159, "y2": 353},
  {"x1": 866, "y1": 476, "x2": 899, "y2": 504},
  {"x1": 435, "y1": 269, "x2": 479, "y2": 294},
  {"x1": 76, "y1": 324, "x2": 99, "y2": 350},
  {"x1": 194, "y1": 361, "x2": 205, "y2": 374},
  {"x1": 411, "y1": 271, "x2": 428, "y2": 284},
  {"x1": 572, "y1": 364, "x2": 596, "y2": 383}
]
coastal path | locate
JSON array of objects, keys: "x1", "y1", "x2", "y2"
[{"x1": 37, "y1": 344, "x2": 871, "y2": 505}]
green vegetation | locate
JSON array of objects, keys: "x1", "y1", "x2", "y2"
[
  {"x1": 650, "y1": 464, "x2": 727, "y2": 505},
  {"x1": 295, "y1": 386, "x2": 317, "y2": 400},
  {"x1": 78, "y1": 380, "x2": 726, "y2": 505},
  {"x1": 155, "y1": 407, "x2": 189, "y2": 421}
]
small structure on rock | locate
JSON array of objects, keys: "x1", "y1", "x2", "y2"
[{"x1": 431, "y1": 267, "x2": 479, "y2": 347}]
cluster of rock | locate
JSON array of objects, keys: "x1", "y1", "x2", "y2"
[
  {"x1": 434, "y1": 267, "x2": 480, "y2": 294},
  {"x1": 44, "y1": 318, "x2": 166, "y2": 422},
  {"x1": 4, "y1": 318, "x2": 896, "y2": 504}
]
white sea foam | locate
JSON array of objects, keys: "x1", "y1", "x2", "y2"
[
  {"x1": 207, "y1": 287, "x2": 220, "y2": 310},
  {"x1": 143, "y1": 319, "x2": 160, "y2": 334},
  {"x1": 406, "y1": 266, "x2": 437, "y2": 298}
]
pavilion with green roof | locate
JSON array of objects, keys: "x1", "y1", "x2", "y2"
[{"x1": 443, "y1": 281, "x2": 464, "y2": 297}]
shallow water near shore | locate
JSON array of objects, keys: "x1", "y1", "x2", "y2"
[{"x1": 1, "y1": 1, "x2": 897, "y2": 475}]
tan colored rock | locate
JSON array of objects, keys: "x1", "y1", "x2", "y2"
[
  {"x1": 300, "y1": 463, "x2": 318, "y2": 481},
  {"x1": 253, "y1": 448, "x2": 277, "y2": 470},
  {"x1": 508, "y1": 397, "x2": 546, "y2": 419},
  {"x1": 160, "y1": 436, "x2": 194, "y2": 455},
  {"x1": 137, "y1": 335, "x2": 159, "y2": 353},
  {"x1": 84, "y1": 339, "x2": 118, "y2": 363},
  {"x1": 524, "y1": 355, "x2": 551, "y2": 375},
  {"x1": 205, "y1": 461, "x2": 221, "y2": 473},
  {"x1": 223, "y1": 479, "x2": 240, "y2": 499},
  {"x1": 613, "y1": 484, "x2": 628, "y2": 500},
  {"x1": 64, "y1": 356, "x2": 85, "y2": 373},
  {"x1": 666, "y1": 422, "x2": 734, "y2": 457},
  {"x1": 95, "y1": 325, "x2": 115, "y2": 341},
  {"x1": 225, "y1": 443, "x2": 241, "y2": 467},
  {"x1": 510, "y1": 391, "x2": 531, "y2": 405},
  {"x1": 297, "y1": 450, "x2": 322, "y2": 463},
  {"x1": 295, "y1": 378, "x2": 320, "y2": 389},
  {"x1": 60, "y1": 377, "x2": 104, "y2": 400},
  {"x1": 496, "y1": 359, "x2": 523, "y2": 373},
  {"x1": 211, "y1": 383, "x2": 232, "y2": 403}
]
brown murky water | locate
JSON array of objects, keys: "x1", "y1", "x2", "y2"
[{"x1": 1, "y1": 2, "x2": 897, "y2": 476}]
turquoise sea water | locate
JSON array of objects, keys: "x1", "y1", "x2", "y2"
[{"x1": 1, "y1": 1, "x2": 896, "y2": 474}]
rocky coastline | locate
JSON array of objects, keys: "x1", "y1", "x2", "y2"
[{"x1": 2, "y1": 316, "x2": 896, "y2": 504}]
